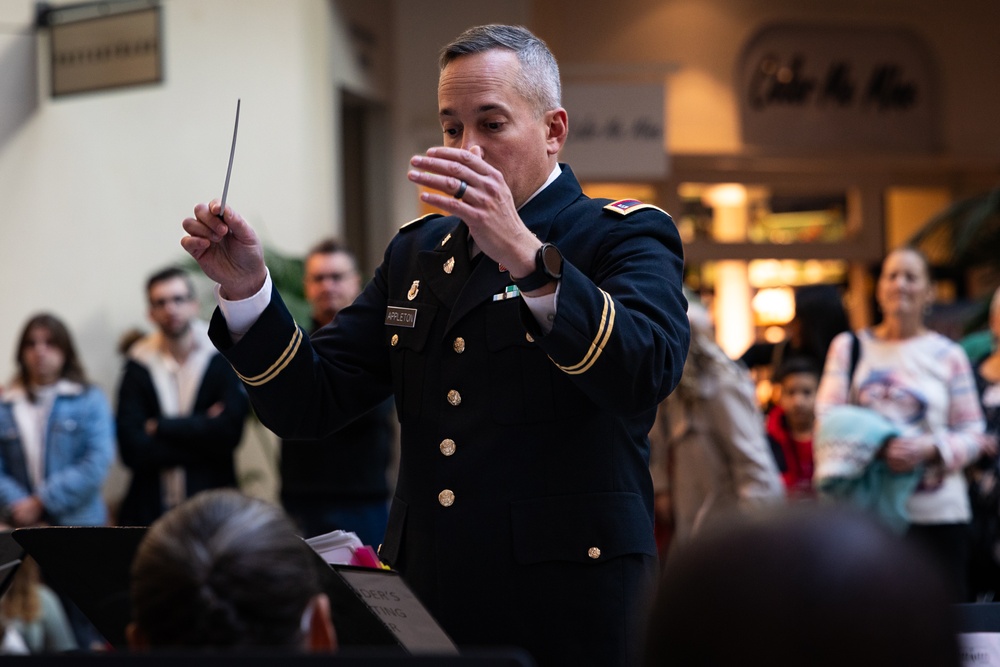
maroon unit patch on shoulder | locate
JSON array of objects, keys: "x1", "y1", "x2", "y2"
[{"x1": 603, "y1": 199, "x2": 668, "y2": 216}]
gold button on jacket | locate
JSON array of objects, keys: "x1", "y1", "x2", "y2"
[
  {"x1": 440, "y1": 438, "x2": 457, "y2": 456},
  {"x1": 453, "y1": 337, "x2": 466, "y2": 354},
  {"x1": 447, "y1": 389, "x2": 462, "y2": 406},
  {"x1": 438, "y1": 489, "x2": 455, "y2": 507},
  {"x1": 588, "y1": 547, "x2": 601, "y2": 560}
]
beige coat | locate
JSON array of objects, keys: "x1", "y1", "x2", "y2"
[{"x1": 650, "y1": 333, "x2": 785, "y2": 546}]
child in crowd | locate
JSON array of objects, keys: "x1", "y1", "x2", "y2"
[{"x1": 766, "y1": 357, "x2": 820, "y2": 499}]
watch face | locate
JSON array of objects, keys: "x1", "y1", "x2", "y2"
[{"x1": 541, "y1": 244, "x2": 563, "y2": 278}]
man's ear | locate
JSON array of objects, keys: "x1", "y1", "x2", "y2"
[
  {"x1": 126, "y1": 621, "x2": 148, "y2": 650},
  {"x1": 545, "y1": 107, "x2": 568, "y2": 156},
  {"x1": 307, "y1": 594, "x2": 338, "y2": 652}
]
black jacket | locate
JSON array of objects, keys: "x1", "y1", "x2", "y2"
[
  {"x1": 280, "y1": 319, "x2": 394, "y2": 503},
  {"x1": 116, "y1": 352, "x2": 249, "y2": 526},
  {"x1": 209, "y1": 166, "x2": 689, "y2": 666}
]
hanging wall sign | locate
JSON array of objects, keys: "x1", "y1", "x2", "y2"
[
  {"x1": 737, "y1": 24, "x2": 937, "y2": 152},
  {"x1": 47, "y1": 3, "x2": 162, "y2": 97},
  {"x1": 559, "y1": 82, "x2": 667, "y2": 180}
]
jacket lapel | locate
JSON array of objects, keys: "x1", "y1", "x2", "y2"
[
  {"x1": 417, "y1": 222, "x2": 470, "y2": 310},
  {"x1": 445, "y1": 249, "x2": 513, "y2": 334},
  {"x1": 419, "y1": 166, "x2": 584, "y2": 335}
]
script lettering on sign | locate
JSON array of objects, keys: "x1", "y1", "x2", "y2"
[
  {"x1": 559, "y1": 82, "x2": 668, "y2": 180},
  {"x1": 738, "y1": 24, "x2": 936, "y2": 152}
]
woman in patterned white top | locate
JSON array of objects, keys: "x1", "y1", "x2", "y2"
[{"x1": 816, "y1": 247, "x2": 994, "y2": 600}]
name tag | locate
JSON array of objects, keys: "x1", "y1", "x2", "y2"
[{"x1": 385, "y1": 306, "x2": 417, "y2": 328}]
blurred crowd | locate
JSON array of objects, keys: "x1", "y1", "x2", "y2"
[
  {"x1": 652, "y1": 247, "x2": 1000, "y2": 610},
  {"x1": 0, "y1": 242, "x2": 394, "y2": 655},
  {"x1": 1, "y1": 246, "x2": 998, "y2": 664}
]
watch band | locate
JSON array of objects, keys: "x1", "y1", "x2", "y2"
[
  {"x1": 511, "y1": 243, "x2": 562, "y2": 292},
  {"x1": 512, "y1": 267, "x2": 553, "y2": 292}
]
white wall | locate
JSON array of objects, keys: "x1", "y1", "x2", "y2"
[
  {"x1": 0, "y1": 0, "x2": 344, "y2": 392},
  {"x1": 0, "y1": 0, "x2": 538, "y2": 507},
  {"x1": 0, "y1": 0, "x2": 367, "y2": 504}
]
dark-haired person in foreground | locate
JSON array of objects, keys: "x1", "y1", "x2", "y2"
[
  {"x1": 181, "y1": 24, "x2": 688, "y2": 666},
  {"x1": 127, "y1": 489, "x2": 336, "y2": 650},
  {"x1": 645, "y1": 505, "x2": 960, "y2": 666}
]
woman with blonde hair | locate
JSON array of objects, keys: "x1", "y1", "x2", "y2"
[
  {"x1": 0, "y1": 558, "x2": 76, "y2": 653},
  {"x1": 649, "y1": 300, "x2": 784, "y2": 552},
  {"x1": 816, "y1": 248, "x2": 993, "y2": 600}
]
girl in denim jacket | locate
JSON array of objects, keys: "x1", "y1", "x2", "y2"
[{"x1": 0, "y1": 314, "x2": 113, "y2": 528}]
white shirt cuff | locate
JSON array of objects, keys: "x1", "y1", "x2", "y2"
[
  {"x1": 522, "y1": 282, "x2": 560, "y2": 335},
  {"x1": 215, "y1": 269, "x2": 272, "y2": 344}
]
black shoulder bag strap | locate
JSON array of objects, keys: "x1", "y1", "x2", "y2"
[{"x1": 847, "y1": 331, "x2": 861, "y2": 404}]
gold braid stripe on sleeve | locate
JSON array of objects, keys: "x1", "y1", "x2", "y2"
[
  {"x1": 235, "y1": 325, "x2": 304, "y2": 387},
  {"x1": 553, "y1": 289, "x2": 616, "y2": 376}
]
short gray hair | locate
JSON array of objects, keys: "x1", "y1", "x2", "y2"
[{"x1": 439, "y1": 24, "x2": 561, "y2": 116}]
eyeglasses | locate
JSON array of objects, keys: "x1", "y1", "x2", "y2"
[
  {"x1": 307, "y1": 272, "x2": 355, "y2": 285},
  {"x1": 150, "y1": 294, "x2": 193, "y2": 309}
]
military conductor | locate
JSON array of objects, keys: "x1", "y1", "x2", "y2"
[{"x1": 182, "y1": 24, "x2": 689, "y2": 667}]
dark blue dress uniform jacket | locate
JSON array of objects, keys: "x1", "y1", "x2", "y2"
[{"x1": 209, "y1": 165, "x2": 689, "y2": 666}]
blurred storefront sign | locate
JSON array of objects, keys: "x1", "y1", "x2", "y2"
[
  {"x1": 42, "y1": 1, "x2": 162, "y2": 97},
  {"x1": 738, "y1": 24, "x2": 936, "y2": 152},
  {"x1": 559, "y1": 82, "x2": 667, "y2": 180}
]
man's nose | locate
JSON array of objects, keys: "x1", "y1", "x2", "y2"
[{"x1": 460, "y1": 130, "x2": 480, "y2": 152}]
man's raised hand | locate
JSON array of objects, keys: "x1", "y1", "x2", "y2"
[{"x1": 181, "y1": 200, "x2": 267, "y2": 300}]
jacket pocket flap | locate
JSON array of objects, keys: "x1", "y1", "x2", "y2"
[
  {"x1": 485, "y1": 299, "x2": 533, "y2": 352},
  {"x1": 511, "y1": 492, "x2": 656, "y2": 565}
]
